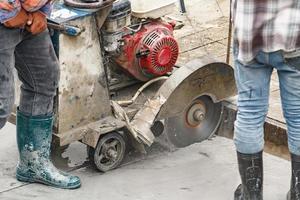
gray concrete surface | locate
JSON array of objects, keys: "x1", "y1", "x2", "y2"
[{"x1": 0, "y1": 122, "x2": 291, "y2": 200}]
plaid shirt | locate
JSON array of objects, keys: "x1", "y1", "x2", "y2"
[
  {"x1": 0, "y1": 0, "x2": 51, "y2": 23},
  {"x1": 232, "y1": 0, "x2": 300, "y2": 63}
]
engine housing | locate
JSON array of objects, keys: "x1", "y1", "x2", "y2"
[{"x1": 114, "y1": 21, "x2": 179, "y2": 81}]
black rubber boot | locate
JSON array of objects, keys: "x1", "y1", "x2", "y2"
[
  {"x1": 16, "y1": 111, "x2": 81, "y2": 189},
  {"x1": 234, "y1": 151, "x2": 263, "y2": 200},
  {"x1": 287, "y1": 154, "x2": 300, "y2": 200}
]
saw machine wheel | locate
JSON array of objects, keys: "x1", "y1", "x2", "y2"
[
  {"x1": 88, "y1": 132, "x2": 126, "y2": 172},
  {"x1": 165, "y1": 96, "x2": 223, "y2": 148}
]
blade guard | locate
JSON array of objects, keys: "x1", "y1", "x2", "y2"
[
  {"x1": 157, "y1": 57, "x2": 236, "y2": 119},
  {"x1": 130, "y1": 56, "x2": 236, "y2": 146}
]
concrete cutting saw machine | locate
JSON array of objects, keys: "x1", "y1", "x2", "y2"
[{"x1": 19, "y1": 0, "x2": 236, "y2": 172}]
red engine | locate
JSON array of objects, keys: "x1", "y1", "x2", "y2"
[{"x1": 114, "y1": 21, "x2": 179, "y2": 81}]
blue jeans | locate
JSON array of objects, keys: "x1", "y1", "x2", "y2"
[
  {"x1": 234, "y1": 48, "x2": 300, "y2": 155},
  {"x1": 0, "y1": 25, "x2": 59, "y2": 129}
]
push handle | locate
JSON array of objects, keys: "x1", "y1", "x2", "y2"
[{"x1": 47, "y1": 22, "x2": 83, "y2": 36}]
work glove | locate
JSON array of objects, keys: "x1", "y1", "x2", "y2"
[
  {"x1": 4, "y1": 8, "x2": 29, "y2": 28},
  {"x1": 26, "y1": 11, "x2": 47, "y2": 35}
]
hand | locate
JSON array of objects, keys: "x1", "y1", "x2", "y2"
[
  {"x1": 0, "y1": 2, "x2": 14, "y2": 11},
  {"x1": 4, "y1": 8, "x2": 29, "y2": 28},
  {"x1": 26, "y1": 12, "x2": 47, "y2": 35}
]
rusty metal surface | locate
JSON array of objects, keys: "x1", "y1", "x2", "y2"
[{"x1": 57, "y1": 15, "x2": 111, "y2": 134}]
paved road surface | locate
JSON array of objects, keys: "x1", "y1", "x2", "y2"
[{"x1": 0, "y1": 122, "x2": 290, "y2": 200}]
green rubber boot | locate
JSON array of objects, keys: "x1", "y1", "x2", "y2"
[{"x1": 16, "y1": 111, "x2": 81, "y2": 189}]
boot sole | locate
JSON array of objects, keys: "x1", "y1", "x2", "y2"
[{"x1": 16, "y1": 173, "x2": 81, "y2": 189}]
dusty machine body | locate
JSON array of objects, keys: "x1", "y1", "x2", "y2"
[{"x1": 14, "y1": 0, "x2": 236, "y2": 172}]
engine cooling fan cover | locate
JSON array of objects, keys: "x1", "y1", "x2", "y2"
[{"x1": 138, "y1": 28, "x2": 179, "y2": 77}]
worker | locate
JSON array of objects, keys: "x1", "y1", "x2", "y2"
[
  {"x1": 0, "y1": 0, "x2": 81, "y2": 189},
  {"x1": 232, "y1": 0, "x2": 300, "y2": 199}
]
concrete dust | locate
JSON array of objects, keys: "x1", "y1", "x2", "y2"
[
  {"x1": 51, "y1": 142, "x2": 89, "y2": 171},
  {"x1": 0, "y1": 131, "x2": 291, "y2": 200}
]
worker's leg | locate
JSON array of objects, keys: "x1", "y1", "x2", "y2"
[
  {"x1": 277, "y1": 56, "x2": 300, "y2": 156},
  {"x1": 234, "y1": 53, "x2": 272, "y2": 154},
  {"x1": 0, "y1": 25, "x2": 21, "y2": 129},
  {"x1": 233, "y1": 48, "x2": 272, "y2": 200},
  {"x1": 277, "y1": 55, "x2": 300, "y2": 199},
  {"x1": 14, "y1": 29, "x2": 81, "y2": 189},
  {"x1": 14, "y1": 29, "x2": 59, "y2": 116}
]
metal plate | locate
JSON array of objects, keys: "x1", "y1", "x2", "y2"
[{"x1": 57, "y1": 15, "x2": 111, "y2": 134}]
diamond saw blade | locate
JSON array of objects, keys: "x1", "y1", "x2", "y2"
[{"x1": 165, "y1": 96, "x2": 223, "y2": 148}]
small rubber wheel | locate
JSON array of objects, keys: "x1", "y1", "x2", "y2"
[{"x1": 92, "y1": 132, "x2": 126, "y2": 172}]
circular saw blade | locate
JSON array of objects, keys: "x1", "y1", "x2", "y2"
[{"x1": 165, "y1": 96, "x2": 223, "y2": 148}]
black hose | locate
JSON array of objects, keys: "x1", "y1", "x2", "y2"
[
  {"x1": 179, "y1": 0, "x2": 186, "y2": 13},
  {"x1": 63, "y1": 0, "x2": 115, "y2": 10}
]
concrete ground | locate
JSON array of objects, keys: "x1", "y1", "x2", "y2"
[{"x1": 0, "y1": 122, "x2": 291, "y2": 200}]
